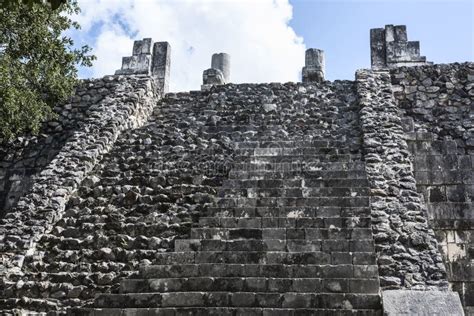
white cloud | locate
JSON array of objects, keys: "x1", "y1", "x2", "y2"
[{"x1": 73, "y1": 0, "x2": 306, "y2": 92}]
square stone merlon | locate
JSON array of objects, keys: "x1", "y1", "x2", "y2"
[
  {"x1": 370, "y1": 24, "x2": 431, "y2": 69},
  {"x1": 383, "y1": 290, "x2": 464, "y2": 316}
]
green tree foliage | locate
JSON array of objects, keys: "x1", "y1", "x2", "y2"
[
  {"x1": 0, "y1": 0, "x2": 94, "y2": 140},
  {"x1": 1, "y1": 0, "x2": 67, "y2": 10}
]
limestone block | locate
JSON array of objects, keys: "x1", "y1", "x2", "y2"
[
  {"x1": 370, "y1": 24, "x2": 430, "y2": 69},
  {"x1": 382, "y1": 290, "x2": 464, "y2": 315},
  {"x1": 151, "y1": 42, "x2": 171, "y2": 93},
  {"x1": 132, "y1": 38, "x2": 152, "y2": 56},
  {"x1": 302, "y1": 48, "x2": 325, "y2": 83},
  {"x1": 370, "y1": 28, "x2": 386, "y2": 69},
  {"x1": 116, "y1": 55, "x2": 152, "y2": 75},
  {"x1": 202, "y1": 68, "x2": 225, "y2": 87}
]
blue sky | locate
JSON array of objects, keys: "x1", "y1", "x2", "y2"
[
  {"x1": 289, "y1": 0, "x2": 474, "y2": 81},
  {"x1": 73, "y1": 0, "x2": 473, "y2": 91}
]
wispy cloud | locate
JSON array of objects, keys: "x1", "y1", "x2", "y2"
[{"x1": 72, "y1": 0, "x2": 306, "y2": 92}]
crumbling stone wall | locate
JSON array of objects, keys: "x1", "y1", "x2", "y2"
[
  {"x1": 390, "y1": 62, "x2": 474, "y2": 313},
  {"x1": 0, "y1": 75, "x2": 161, "y2": 281},
  {"x1": 0, "y1": 79, "x2": 135, "y2": 215}
]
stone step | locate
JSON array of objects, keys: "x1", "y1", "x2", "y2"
[
  {"x1": 205, "y1": 206, "x2": 371, "y2": 218},
  {"x1": 38, "y1": 248, "x2": 163, "y2": 264},
  {"x1": 119, "y1": 277, "x2": 380, "y2": 294},
  {"x1": 235, "y1": 140, "x2": 351, "y2": 149},
  {"x1": 174, "y1": 239, "x2": 374, "y2": 253},
  {"x1": 215, "y1": 197, "x2": 370, "y2": 208},
  {"x1": 189, "y1": 227, "x2": 373, "y2": 240},
  {"x1": 217, "y1": 188, "x2": 369, "y2": 199},
  {"x1": 152, "y1": 251, "x2": 376, "y2": 265},
  {"x1": 233, "y1": 147, "x2": 354, "y2": 156},
  {"x1": 234, "y1": 154, "x2": 362, "y2": 162},
  {"x1": 221, "y1": 179, "x2": 369, "y2": 188},
  {"x1": 37, "y1": 233, "x2": 174, "y2": 251},
  {"x1": 70, "y1": 307, "x2": 382, "y2": 316},
  {"x1": 197, "y1": 216, "x2": 372, "y2": 229},
  {"x1": 4, "y1": 271, "x2": 131, "y2": 284},
  {"x1": 231, "y1": 161, "x2": 366, "y2": 171},
  {"x1": 91, "y1": 292, "x2": 381, "y2": 309},
  {"x1": 227, "y1": 170, "x2": 367, "y2": 180},
  {"x1": 139, "y1": 263, "x2": 379, "y2": 279},
  {"x1": 53, "y1": 223, "x2": 190, "y2": 239}
]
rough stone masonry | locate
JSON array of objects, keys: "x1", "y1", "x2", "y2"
[{"x1": 0, "y1": 24, "x2": 471, "y2": 315}]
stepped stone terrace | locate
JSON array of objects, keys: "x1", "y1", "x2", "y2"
[{"x1": 0, "y1": 24, "x2": 472, "y2": 316}]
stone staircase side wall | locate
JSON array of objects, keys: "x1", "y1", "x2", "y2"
[
  {"x1": 0, "y1": 75, "x2": 161, "y2": 277},
  {"x1": 356, "y1": 69, "x2": 448, "y2": 290},
  {"x1": 391, "y1": 62, "x2": 474, "y2": 313}
]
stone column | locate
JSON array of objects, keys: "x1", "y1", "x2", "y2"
[
  {"x1": 151, "y1": 42, "x2": 171, "y2": 94},
  {"x1": 211, "y1": 53, "x2": 231, "y2": 83},
  {"x1": 302, "y1": 48, "x2": 325, "y2": 83}
]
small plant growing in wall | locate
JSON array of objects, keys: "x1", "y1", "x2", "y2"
[{"x1": 0, "y1": 0, "x2": 95, "y2": 140}]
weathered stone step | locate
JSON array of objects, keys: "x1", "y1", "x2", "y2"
[
  {"x1": 228, "y1": 170, "x2": 367, "y2": 180},
  {"x1": 217, "y1": 187, "x2": 369, "y2": 198},
  {"x1": 233, "y1": 147, "x2": 354, "y2": 156},
  {"x1": 0, "y1": 298, "x2": 62, "y2": 314},
  {"x1": 221, "y1": 179, "x2": 369, "y2": 188},
  {"x1": 4, "y1": 271, "x2": 130, "y2": 284},
  {"x1": 91, "y1": 292, "x2": 381, "y2": 309},
  {"x1": 153, "y1": 251, "x2": 376, "y2": 265},
  {"x1": 119, "y1": 277, "x2": 379, "y2": 294},
  {"x1": 70, "y1": 307, "x2": 382, "y2": 316},
  {"x1": 197, "y1": 216, "x2": 371, "y2": 229},
  {"x1": 189, "y1": 227, "x2": 373, "y2": 240},
  {"x1": 215, "y1": 197, "x2": 370, "y2": 208},
  {"x1": 234, "y1": 154, "x2": 362, "y2": 163},
  {"x1": 205, "y1": 206, "x2": 371, "y2": 218},
  {"x1": 174, "y1": 239, "x2": 374, "y2": 253},
  {"x1": 38, "y1": 233, "x2": 173, "y2": 251},
  {"x1": 233, "y1": 160, "x2": 366, "y2": 170},
  {"x1": 38, "y1": 248, "x2": 162, "y2": 264},
  {"x1": 235, "y1": 140, "x2": 351, "y2": 149},
  {"x1": 53, "y1": 222, "x2": 191, "y2": 239}
]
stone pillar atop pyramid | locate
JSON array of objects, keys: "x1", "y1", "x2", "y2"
[
  {"x1": 302, "y1": 48, "x2": 325, "y2": 83},
  {"x1": 370, "y1": 24, "x2": 432, "y2": 69},
  {"x1": 115, "y1": 38, "x2": 171, "y2": 93}
]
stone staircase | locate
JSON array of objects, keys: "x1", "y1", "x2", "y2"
[{"x1": 71, "y1": 139, "x2": 381, "y2": 315}]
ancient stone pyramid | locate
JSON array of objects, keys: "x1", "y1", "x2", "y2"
[{"x1": 0, "y1": 25, "x2": 472, "y2": 315}]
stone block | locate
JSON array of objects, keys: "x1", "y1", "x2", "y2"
[
  {"x1": 447, "y1": 185, "x2": 467, "y2": 202},
  {"x1": 382, "y1": 290, "x2": 464, "y2": 315},
  {"x1": 429, "y1": 186, "x2": 447, "y2": 202},
  {"x1": 302, "y1": 48, "x2": 325, "y2": 83},
  {"x1": 151, "y1": 42, "x2": 171, "y2": 93},
  {"x1": 132, "y1": 38, "x2": 152, "y2": 55},
  {"x1": 370, "y1": 24, "x2": 430, "y2": 68}
]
